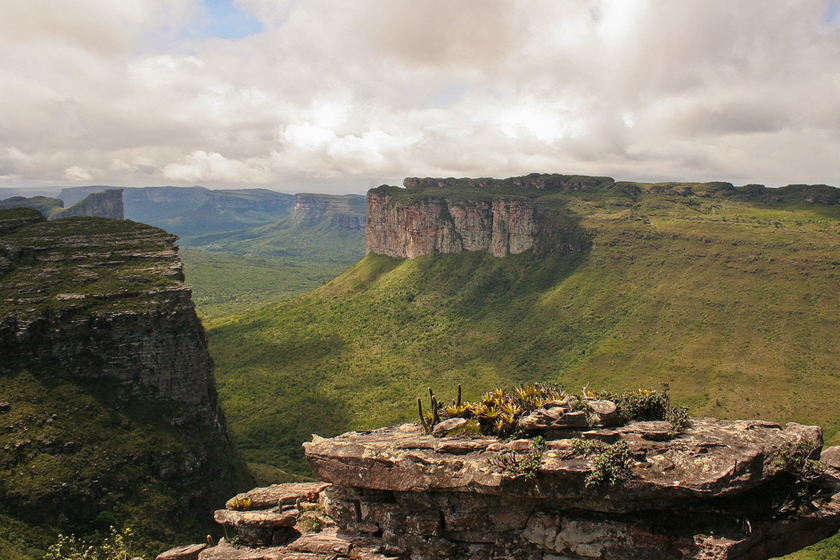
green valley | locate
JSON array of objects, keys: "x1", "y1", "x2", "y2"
[{"x1": 206, "y1": 180, "x2": 840, "y2": 479}]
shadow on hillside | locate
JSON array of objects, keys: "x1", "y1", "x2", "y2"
[{"x1": 208, "y1": 320, "x2": 353, "y2": 476}]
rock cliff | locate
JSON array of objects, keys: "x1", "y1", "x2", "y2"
[
  {"x1": 51, "y1": 188, "x2": 124, "y2": 220},
  {"x1": 171, "y1": 416, "x2": 840, "y2": 560},
  {"x1": 289, "y1": 194, "x2": 367, "y2": 229},
  {"x1": 0, "y1": 208, "x2": 217, "y2": 420},
  {"x1": 0, "y1": 208, "x2": 253, "y2": 553},
  {"x1": 365, "y1": 177, "x2": 592, "y2": 259},
  {"x1": 200, "y1": 189, "x2": 294, "y2": 213}
]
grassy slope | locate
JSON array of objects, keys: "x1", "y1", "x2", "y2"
[
  {"x1": 207, "y1": 193, "x2": 840, "y2": 476},
  {"x1": 0, "y1": 370, "x2": 253, "y2": 559},
  {"x1": 180, "y1": 250, "x2": 352, "y2": 321},
  {"x1": 183, "y1": 211, "x2": 366, "y2": 262}
]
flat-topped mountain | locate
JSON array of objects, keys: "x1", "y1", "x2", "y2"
[
  {"x1": 1, "y1": 189, "x2": 124, "y2": 220},
  {"x1": 366, "y1": 174, "x2": 840, "y2": 259},
  {"x1": 186, "y1": 193, "x2": 367, "y2": 262}
]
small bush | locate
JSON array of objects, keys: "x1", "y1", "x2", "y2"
[
  {"x1": 571, "y1": 439, "x2": 633, "y2": 488},
  {"x1": 490, "y1": 436, "x2": 547, "y2": 480},
  {"x1": 44, "y1": 526, "x2": 142, "y2": 560}
]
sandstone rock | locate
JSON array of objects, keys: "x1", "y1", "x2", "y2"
[
  {"x1": 0, "y1": 215, "x2": 221, "y2": 421},
  {"x1": 431, "y1": 417, "x2": 467, "y2": 436},
  {"x1": 156, "y1": 543, "x2": 207, "y2": 560},
  {"x1": 288, "y1": 194, "x2": 366, "y2": 230},
  {"x1": 586, "y1": 400, "x2": 621, "y2": 427},
  {"x1": 51, "y1": 189, "x2": 124, "y2": 220},
  {"x1": 305, "y1": 419, "x2": 824, "y2": 508},
  {"x1": 822, "y1": 445, "x2": 840, "y2": 469},
  {"x1": 520, "y1": 409, "x2": 589, "y2": 430},
  {"x1": 193, "y1": 418, "x2": 840, "y2": 559},
  {"x1": 226, "y1": 483, "x2": 328, "y2": 510},
  {"x1": 214, "y1": 509, "x2": 298, "y2": 529}
]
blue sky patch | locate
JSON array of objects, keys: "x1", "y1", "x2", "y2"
[
  {"x1": 826, "y1": 0, "x2": 839, "y2": 24},
  {"x1": 200, "y1": 0, "x2": 263, "y2": 40}
]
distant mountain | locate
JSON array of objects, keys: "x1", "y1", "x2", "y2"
[
  {"x1": 0, "y1": 195, "x2": 64, "y2": 217},
  {"x1": 57, "y1": 186, "x2": 296, "y2": 239},
  {"x1": 186, "y1": 193, "x2": 367, "y2": 262},
  {"x1": 51, "y1": 189, "x2": 124, "y2": 220}
]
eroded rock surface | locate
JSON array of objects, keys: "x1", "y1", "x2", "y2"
[
  {"x1": 0, "y1": 210, "x2": 221, "y2": 420},
  {"x1": 187, "y1": 419, "x2": 840, "y2": 559}
]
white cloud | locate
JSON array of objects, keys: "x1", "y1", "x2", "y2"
[
  {"x1": 1, "y1": 1, "x2": 839, "y2": 192},
  {"x1": 64, "y1": 166, "x2": 94, "y2": 181}
]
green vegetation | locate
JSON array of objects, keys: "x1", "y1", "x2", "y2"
[
  {"x1": 594, "y1": 386, "x2": 690, "y2": 434},
  {"x1": 44, "y1": 526, "x2": 142, "y2": 560},
  {"x1": 0, "y1": 367, "x2": 252, "y2": 560},
  {"x1": 0, "y1": 196, "x2": 63, "y2": 218},
  {"x1": 0, "y1": 215, "x2": 182, "y2": 317},
  {"x1": 182, "y1": 195, "x2": 366, "y2": 262},
  {"x1": 207, "y1": 186, "x2": 840, "y2": 481},
  {"x1": 180, "y1": 251, "x2": 352, "y2": 321},
  {"x1": 570, "y1": 439, "x2": 633, "y2": 488},
  {"x1": 490, "y1": 436, "x2": 547, "y2": 481},
  {"x1": 420, "y1": 383, "x2": 687, "y2": 437}
]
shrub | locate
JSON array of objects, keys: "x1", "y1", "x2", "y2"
[
  {"x1": 44, "y1": 526, "x2": 142, "y2": 560},
  {"x1": 571, "y1": 439, "x2": 633, "y2": 488}
]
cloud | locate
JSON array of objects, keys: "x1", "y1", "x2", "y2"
[
  {"x1": 1, "y1": 1, "x2": 839, "y2": 192},
  {"x1": 64, "y1": 166, "x2": 94, "y2": 181}
]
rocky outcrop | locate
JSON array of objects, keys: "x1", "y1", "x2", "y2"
[
  {"x1": 0, "y1": 208, "x2": 254, "y2": 550},
  {"x1": 365, "y1": 189, "x2": 589, "y2": 259},
  {"x1": 289, "y1": 194, "x2": 367, "y2": 229},
  {"x1": 183, "y1": 418, "x2": 840, "y2": 560},
  {"x1": 51, "y1": 188, "x2": 124, "y2": 220},
  {"x1": 0, "y1": 209, "x2": 218, "y2": 422}
]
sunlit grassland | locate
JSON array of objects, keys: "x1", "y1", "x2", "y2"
[
  {"x1": 180, "y1": 250, "x2": 352, "y2": 321},
  {"x1": 206, "y1": 193, "x2": 840, "y2": 481}
]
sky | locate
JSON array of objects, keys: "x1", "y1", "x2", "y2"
[{"x1": 1, "y1": 0, "x2": 839, "y2": 195}]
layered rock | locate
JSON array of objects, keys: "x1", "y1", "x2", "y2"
[
  {"x1": 289, "y1": 194, "x2": 367, "y2": 229},
  {"x1": 0, "y1": 207, "x2": 254, "y2": 550},
  {"x1": 182, "y1": 418, "x2": 840, "y2": 560},
  {"x1": 51, "y1": 188, "x2": 124, "y2": 220},
  {"x1": 365, "y1": 189, "x2": 589, "y2": 259},
  {"x1": 0, "y1": 209, "x2": 219, "y2": 421}
]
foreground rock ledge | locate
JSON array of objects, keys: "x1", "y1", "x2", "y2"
[{"x1": 163, "y1": 419, "x2": 840, "y2": 560}]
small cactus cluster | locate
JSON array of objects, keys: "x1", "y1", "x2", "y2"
[
  {"x1": 420, "y1": 383, "x2": 567, "y2": 437},
  {"x1": 419, "y1": 383, "x2": 690, "y2": 438}
]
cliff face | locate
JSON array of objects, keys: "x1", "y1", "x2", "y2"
[
  {"x1": 51, "y1": 188, "x2": 124, "y2": 220},
  {"x1": 0, "y1": 209, "x2": 216, "y2": 419},
  {"x1": 0, "y1": 208, "x2": 253, "y2": 552},
  {"x1": 200, "y1": 189, "x2": 294, "y2": 213},
  {"x1": 289, "y1": 193, "x2": 367, "y2": 229},
  {"x1": 366, "y1": 189, "x2": 588, "y2": 259}
]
